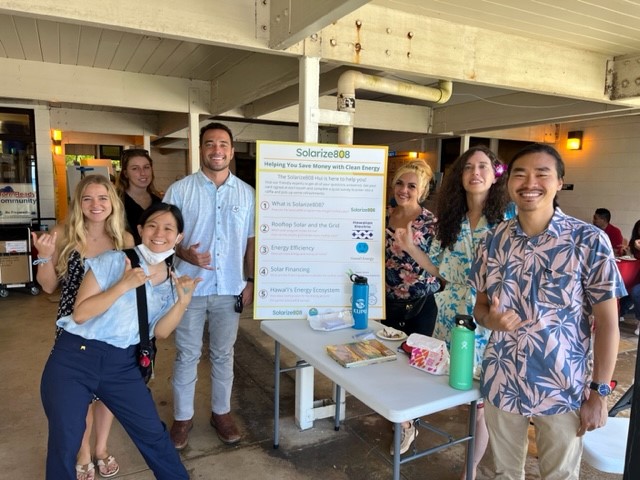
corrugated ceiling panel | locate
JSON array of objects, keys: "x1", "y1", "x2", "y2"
[
  {"x1": 154, "y1": 42, "x2": 200, "y2": 76},
  {"x1": 109, "y1": 32, "x2": 142, "y2": 71},
  {"x1": 37, "y1": 20, "x2": 60, "y2": 64},
  {"x1": 77, "y1": 26, "x2": 102, "y2": 67},
  {"x1": 93, "y1": 29, "x2": 123, "y2": 69},
  {"x1": 0, "y1": 15, "x2": 23, "y2": 58},
  {"x1": 59, "y1": 23, "x2": 80, "y2": 65},
  {"x1": 127, "y1": 35, "x2": 163, "y2": 73},
  {"x1": 139, "y1": 38, "x2": 181, "y2": 75}
]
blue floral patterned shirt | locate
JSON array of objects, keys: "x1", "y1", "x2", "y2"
[
  {"x1": 385, "y1": 207, "x2": 440, "y2": 300},
  {"x1": 469, "y1": 208, "x2": 626, "y2": 416}
]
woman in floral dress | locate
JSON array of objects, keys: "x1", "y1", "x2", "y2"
[{"x1": 430, "y1": 145, "x2": 511, "y2": 479}]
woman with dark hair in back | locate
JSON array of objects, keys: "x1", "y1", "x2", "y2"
[{"x1": 116, "y1": 148, "x2": 162, "y2": 244}]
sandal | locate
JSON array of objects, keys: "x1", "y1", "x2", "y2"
[
  {"x1": 95, "y1": 455, "x2": 120, "y2": 478},
  {"x1": 76, "y1": 462, "x2": 96, "y2": 480}
]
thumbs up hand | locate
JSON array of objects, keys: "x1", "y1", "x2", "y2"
[{"x1": 485, "y1": 295, "x2": 523, "y2": 332}]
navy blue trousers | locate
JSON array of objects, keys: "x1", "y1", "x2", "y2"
[{"x1": 41, "y1": 331, "x2": 189, "y2": 480}]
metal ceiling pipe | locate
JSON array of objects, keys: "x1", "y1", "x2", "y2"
[{"x1": 337, "y1": 69, "x2": 453, "y2": 145}]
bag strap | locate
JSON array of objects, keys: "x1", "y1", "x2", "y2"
[{"x1": 123, "y1": 248, "x2": 150, "y2": 352}]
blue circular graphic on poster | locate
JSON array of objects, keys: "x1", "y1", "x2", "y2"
[{"x1": 355, "y1": 242, "x2": 368, "y2": 253}]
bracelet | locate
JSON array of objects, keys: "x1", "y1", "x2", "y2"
[
  {"x1": 33, "y1": 256, "x2": 52, "y2": 265},
  {"x1": 246, "y1": 277, "x2": 254, "y2": 283}
]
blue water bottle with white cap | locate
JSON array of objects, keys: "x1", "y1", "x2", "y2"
[
  {"x1": 449, "y1": 314, "x2": 476, "y2": 390},
  {"x1": 350, "y1": 274, "x2": 369, "y2": 330}
]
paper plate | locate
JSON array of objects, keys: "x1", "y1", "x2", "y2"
[{"x1": 376, "y1": 329, "x2": 408, "y2": 341}]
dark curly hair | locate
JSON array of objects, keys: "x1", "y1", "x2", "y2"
[
  {"x1": 629, "y1": 219, "x2": 640, "y2": 258},
  {"x1": 435, "y1": 145, "x2": 509, "y2": 251}
]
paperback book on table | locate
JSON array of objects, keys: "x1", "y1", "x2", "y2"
[{"x1": 326, "y1": 339, "x2": 397, "y2": 368}]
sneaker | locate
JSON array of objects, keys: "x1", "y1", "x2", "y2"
[
  {"x1": 389, "y1": 423, "x2": 418, "y2": 455},
  {"x1": 170, "y1": 419, "x2": 193, "y2": 450},
  {"x1": 210, "y1": 412, "x2": 242, "y2": 444}
]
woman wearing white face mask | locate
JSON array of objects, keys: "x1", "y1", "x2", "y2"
[{"x1": 40, "y1": 203, "x2": 201, "y2": 480}]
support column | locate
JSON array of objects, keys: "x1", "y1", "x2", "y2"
[
  {"x1": 298, "y1": 56, "x2": 320, "y2": 143},
  {"x1": 295, "y1": 56, "x2": 346, "y2": 429},
  {"x1": 187, "y1": 112, "x2": 200, "y2": 174}
]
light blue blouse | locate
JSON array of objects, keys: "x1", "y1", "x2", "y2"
[{"x1": 56, "y1": 249, "x2": 175, "y2": 348}]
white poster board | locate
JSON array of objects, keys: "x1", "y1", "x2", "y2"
[
  {"x1": 0, "y1": 183, "x2": 37, "y2": 224},
  {"x1": 254, "y1": 141, "x2": 388, "y2": 320}
]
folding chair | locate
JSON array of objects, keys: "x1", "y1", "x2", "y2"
[{"x1": 582, "y1": 385, "x2": 633, "y2": 474}]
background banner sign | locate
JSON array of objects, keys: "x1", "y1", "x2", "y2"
[
  {"x1": 254, "y1": 141, "x2": 388, "y2": 320},
  {"x1": 0, "y1": 183, "x2": 37, "y2": 224}
]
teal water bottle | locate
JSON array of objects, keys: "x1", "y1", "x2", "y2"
[
  {"x1": 449, "y1": 314, "x2": 476, "y2": 390},
  {"x1": 350, "y1": 274, "x2": 369, "y2": 330}
]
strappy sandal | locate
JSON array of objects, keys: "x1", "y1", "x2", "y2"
[
  {"x1": 95, "y1": 455, "x2": 120, "y2": 478},
  {"x1": 76, "y1": 462, "x2": 96, "y2": 480}
]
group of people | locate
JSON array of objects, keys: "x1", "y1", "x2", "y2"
[
  {"x1": 593, "y1": 208, "x2": 640, "y2": 335},
  {"x1": 383, "y1": 144, "x2": 625, "y2": 480},
  {"x1": 35, "y1": 124, "x2": 628, "y2": 480},
  {"x1": 34, "y1": 122, "x2": 255, "y2": 479}
]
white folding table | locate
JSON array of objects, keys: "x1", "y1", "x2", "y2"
[{"x1": 261, "y1": 319, "x2": 481, "y2": 480}]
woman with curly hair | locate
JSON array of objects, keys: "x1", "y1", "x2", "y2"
[
  {"x1": 431, "y1": 145, "x2": 511, "y2": 480},
  {"x1": 33, "y1": 174, "x2": 134, "y2": 480}
]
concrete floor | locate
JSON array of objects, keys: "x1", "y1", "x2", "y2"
[{"x1": 1, "y1": 289, "x2": 636, "y2": 479}]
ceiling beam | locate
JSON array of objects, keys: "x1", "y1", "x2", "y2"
[
  {"x1": 432, "y1": 92, "x2": 631, "y2": 134},
  {"x1": 259, "y1": 96, "x2": 432, "y2": 133},
  {"x1": 0, "y1": 0, "x2": 302, "y2": 55},
  {"x1": 606, "y1": 53, "x2": 640, "y2": 104},
  {"x1": 50, "y1": 108, "x2": 158, "y2": 135},
  {"x1": 268, "y1": 0, "x2": 371, "y2": 50},
  {"x1": 243, "y1": 66, "x2": 366, "y2": 118},
  {"x1": 0, "y1": 57, "x2": 210, "y2": 114},
  {"x1": 318, "y1": 4, "x2": 615, "y2": 106},
  {"x1": 211, "y1": 54, "x2": 300, "y2": 114}
]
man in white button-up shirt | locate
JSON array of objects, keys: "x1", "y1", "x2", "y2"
[{"x1": 164, "y1": 122, "x2": 255, "y2": 450}]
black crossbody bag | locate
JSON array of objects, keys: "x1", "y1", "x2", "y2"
[{"x1": 123, "y1": 248, "x2": 157, "y2": 384}]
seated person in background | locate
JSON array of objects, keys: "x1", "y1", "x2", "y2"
[
  {"x1": 619, "y1": 220, "x2": 640, "y2": 329},
  {"x1": 621, "y1": 219, "x2": 640, "y2": 259},
  {"x1": 593, "y1": 208, "x2": 625, "y2": 255}
]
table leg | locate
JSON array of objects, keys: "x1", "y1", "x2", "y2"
[
  {"x1": 393, "y1": 422, "x2": 401, "y2": 480},
  {"x1": 334, "y1": 384, "x2": 342, "y2": 431},
  {"x1": 274, "y1": 341, "x2": 281, "y2": 449},
  {"x1": 465, "y1": 400, "x2": 478, "y2": 480}
]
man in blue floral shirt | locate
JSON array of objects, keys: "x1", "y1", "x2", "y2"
[{"x1": 469, "y1": 144, "x2": 626, "y2": 480}]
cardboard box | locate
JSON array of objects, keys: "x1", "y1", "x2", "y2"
[{"x1": 0, "y1": 255, "x2": 31, "y2": 284}]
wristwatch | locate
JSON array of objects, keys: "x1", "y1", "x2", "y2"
[{"x1": 589, "y1": 381, "x2": 616, "y2": 397}]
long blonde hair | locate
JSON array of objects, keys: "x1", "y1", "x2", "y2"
[{"x1": 56, "y1": 175, "x2": 128, "y2": 277}]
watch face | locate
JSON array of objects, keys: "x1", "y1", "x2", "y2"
[{"x1": 597, "y1": 384, "x2": 612, "y2": 396}]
